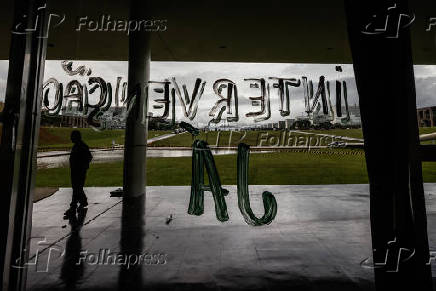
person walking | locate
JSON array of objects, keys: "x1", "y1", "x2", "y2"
[{"x1": 64, "y1": 130, "x2": 93, "y2": 217}]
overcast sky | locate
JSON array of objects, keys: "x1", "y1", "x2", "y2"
[{"x1": 0, "y1": 61, "x2": 435, "y2": 126}]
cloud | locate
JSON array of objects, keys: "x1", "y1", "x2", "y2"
[
  {"x1": 148, "y1": 62, "x2": 360, "y2": 125},
  {"x1": 0, "y1": 60, "x2": 435, "y2": 122},
  {"x1": 0, "y1": 60, "x2": 9, "y2": 103},
  {"x1": 415, "y1": 76, "x2": 436, "y2": 108}
]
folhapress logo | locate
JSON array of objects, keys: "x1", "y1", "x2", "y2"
[
  {"x1": 11, "y1": 4, "x2": 65, "y2": 39},
  {"x1": 426, "y1": 18, "x2": 436, "y2": 32},
  {"x1": 361, "y1": 3, "x2": 415, "y2": 39},
  {"x1": 11, "y1": 238, "x2": 65, "y2": 273}
]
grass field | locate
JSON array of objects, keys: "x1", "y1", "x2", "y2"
[
  {"x1": 149, "y1": 129, "x2": 364, "y2": 148},
  {"x1": 35, "y1": 127, "x2": 436, "y2": 187},
  {"x1": 304, "y1": 127, "x2": 436, "y2": 143},
  {"x1": 36, "y1": 150, "x2": 369, "y2": 187},
  {"x1": 35, "y1": 127, "x2": 436, "y2": 150},
  {"x1": 38, "y1": 127, "x2": 171, "y2": 150},
  {"x1": 150, "y1": 127, "x2": 436, "y2": 148},
  {"x1": 302, "y1": 128, "x2": 364, "y2": 139},
  {"x1": 35, "y1": 149, "x2": 436, "y2": 187}
]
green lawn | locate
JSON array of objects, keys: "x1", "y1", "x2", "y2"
[
  {"x1": 36, "y1": 127, "x2": 436, "y2": 150},
  {"x1": 34, "y1": 127, "x2": 436, "y2": 187},
  {"x1": 36, "y1": 150, "x2": 368, "y2": 187},
  {"x1": 35, "y1": 149, "x2": 436, "y2": 187},
  {"x1": 419, "y1": 127, "x2": 436, "y2": 145},
  {"x1": 304, "y1": 127, "x2": 436, "y2": 141},
  {"x1": 419, "y1": 127, "x2": 436, "y2": 135},
  {"x1": 149, "y1": 130, "x2": 363, "y2": 148},
  {"x1": 38, "y1": 127, "x2": 171, "y2": 150},
  {"x1": 302, "y1": 128, "x2": 364, "y2": 139}
]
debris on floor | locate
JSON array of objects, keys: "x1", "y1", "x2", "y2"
[
  {"x1": 165, "y1": 214, "x2": 174, "y2": 225},
  {"x1": 110, "y1": 188, "x2": 123, "y2": 197}
]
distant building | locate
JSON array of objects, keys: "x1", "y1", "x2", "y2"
[
  {"x1": 313, "y1": 113, "x2": 330, "y2": 124},
  {"x1": 345, "y1": 104, "x2": 361, "y2": 117},
  {"x1": 41, "y1": 114, "x2": 89, "y2": 128},
  {"x1": 148, "y1": 116, "x2": 174, "y2": 130},
  {"x1": 60, "y1": 115, "x2": 89, "y2": 128},
  {"x1": 285, "y1": 119, "x2": 295, "y2": 129},
  {"x1": 40, "y1": 106, "x2": 127, "y2": 129},
  {"x1": 339, "y1": 104, "x2": 361, "y2": 127},
  {"x1": 100, "y1": 107, "x2": 126, "y2": 129},
  {"x1": 278, "y1": 120, "x2": 286, "y2": 129},
  {"x1": 303, "y1": 104, "x2": 362, "y2": 127},
  {"x1": 417, "y1": 106, "x2": 436, "y2": 127}
]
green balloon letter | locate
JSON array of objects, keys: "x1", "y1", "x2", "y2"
[
  {"x1": 237, "y1": 143, "x2": 277, "y2": 226},
  {"x1": 188, "y1": 140, "x2": 229, "y2": 222}
]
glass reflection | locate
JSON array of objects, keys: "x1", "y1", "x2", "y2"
[
  {"x1": 60, "y1": 207, "x2": 88, "y2": 290},
  {"x1": 118, "y1": 194, "x2": 145, "y2": 290}
]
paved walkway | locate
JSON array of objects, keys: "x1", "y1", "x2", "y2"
[
  {"x1": 25, "y1": 184, "x2": 436, "y2": 290},
  {"x1": 147, "y1": 132, "x2": 178, "y2": 144},
  {"x1": 37, "y1": 133, "x2": 180, "y2": 169}
]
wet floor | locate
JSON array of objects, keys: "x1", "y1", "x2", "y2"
[
  {"x1": 27, "y1": 184, "x2": 436, "y2": 290},
  {"x1": 26, "y1": 184, "x2": 380, "y2": 291}
]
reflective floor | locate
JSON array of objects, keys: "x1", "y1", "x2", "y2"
[{"x1": 26, "y1": 184, "x2": 436, "y2": 290}]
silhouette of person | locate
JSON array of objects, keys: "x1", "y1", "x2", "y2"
[
  {"x1": 61, "y1": 207, "x2": 87, "y2": 290},
  {"x1": 64, "y1": 130, "x2": 92, "y2": 217}
]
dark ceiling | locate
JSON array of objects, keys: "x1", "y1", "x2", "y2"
[{"x1": 0, "y1": 0, "x2": 435, "y2": 64}]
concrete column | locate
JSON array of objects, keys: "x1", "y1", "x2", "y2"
[
  {"x1": 119, "y1": 5, "x2": 150, "y2": 289},
  {"x1": 0, "y1": 0, "x2": 48, "y2": 290},
  {"x1": 123, "y1": 0, "x2": 151, "y2": 198},
  {"x1": 345, "y1": 1, "x2": 432, "y2": 290}
]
